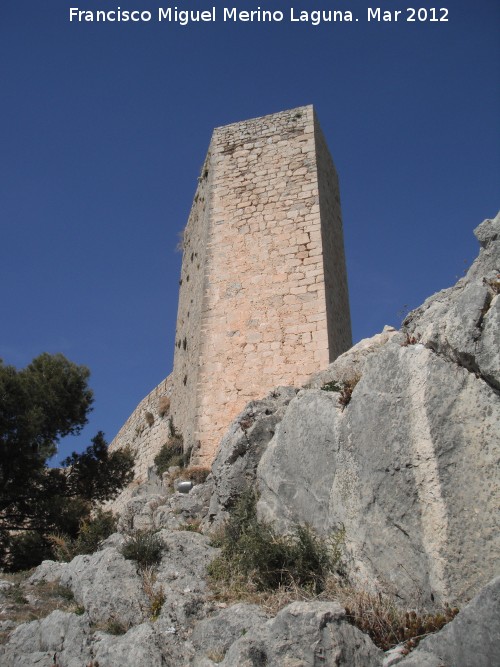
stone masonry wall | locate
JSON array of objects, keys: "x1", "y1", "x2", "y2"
[
  {"x1": 170, "y1": 154, "x2": 213, "y2": 449},
  {"x1": 108, "y1": 375, "x2": 173, "y2": 484},
  {"x1": 314, "y1": 112, "x2": 352, "y2": 357},
  {"x1": 171, "y1": 105, "x2": 352, "y2": 465}
]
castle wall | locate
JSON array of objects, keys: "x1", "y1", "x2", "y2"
[
  {"x1": 108, "y1": 375, "x2": 173, "y2": 483},
  {"x1": 170, "y1": 155, "x2": 213, "y2": 451},
  {"x1": 172, "y1": 105, "x2": 352, "y2": 465},
  {"x1": 313, "y1": 112, "x2": 353, "y2": 358}
]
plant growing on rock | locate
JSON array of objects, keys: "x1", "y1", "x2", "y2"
[
  {"x1": 141, "y1": 565, "x2": 166, "y2": 621},
  {"x1": 208, "y1": 489, "x2": 344, "y2": 595},
  {"x1": 121, "y1": 529, "x2": 164, "y2": 569},
  {"x1": 49, "y1": 509, "x2": 117, "y2": 561},
  {"x1": 321, "y1": 373, "x2": 361, "y2": 410},
  {"x1": 328, "y1": 581, "x2": 459, "y2": 651},
  {"x1": 154, "y1": 423, "x2": 189, "y2": 475}
]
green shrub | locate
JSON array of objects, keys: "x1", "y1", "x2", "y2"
[
  {"x1": 121, "y1": 530, "x2": 164, "y2": 569},
  {"x1": 208, "y1": 490, "x2": 343, "y2": 594},
  {"x1": 74, "y1": 509, "x2": 117, "y2": 554},
  {"x1": 154, "y1": 434, "x2": 188, "y2": 475},
  {"x1": 49, "y1": 509, "x2": 117, "y2": 562},
  {"x1": 6, "y1": 531, "x2": 53, "y2": 572},
  {"x1": 321, "y1": 380, "x2": 342, "y2": 392}
]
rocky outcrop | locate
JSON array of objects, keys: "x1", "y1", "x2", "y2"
[
  {"x1": 205, "y1": 386, "x2": 297, "y2": 530},
  {"x1": 220, "y1": 601, "x2": 383, "y2": 666},
  {"x1": 255, "y1": 213, "x2": 500, "y2": 605},
  {"x1": 396, "y1": 575, "x2": 500, "y2": 666},
  {"x1": 1, "y1": 213, "x2": 498, "y2": 666},
  {"x1": 28, "y1": 548, "x2": 149, "y2": 626},
  {"x1": 257, "y1": 340, "x2": 500, "y2": 604},
  {"x1": 403, "y1": 212, "x2": 500, "y2": 389}
]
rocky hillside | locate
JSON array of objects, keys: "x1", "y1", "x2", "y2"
[{"x1": 1, "y1": 212, "x2": 498, "y2": 666}]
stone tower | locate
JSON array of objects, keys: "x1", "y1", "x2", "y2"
[{"x1": 170, "y1": 105, "x2": 352, "y2": 465}]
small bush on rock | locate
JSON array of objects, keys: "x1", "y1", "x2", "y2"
[
  {"x1": 103, "y1": 617, "x2": 130, "y2": 635},
  {"x1": 6, "y1": 532, "x2": 53, "y2": 571},
  {"x1": 49, "y1": 509, "x2": 117, "y2": 561},
  {"x1": 329, "y1": 580, "x2": 459, "y2": 651},
  {"x1": 208, "y1": 490, "x2": 343, "y2": 594},
  {"x1": 75, "y1": 509, "x2": 117, "y2": 554},
  {"x1": 121, "y1": 529, "x2": 164, "y2": 569},
  {"x1": 321, "y1": 374, "x2": 361, "y2": 410},
  {"x1": 154, "y1": 429, "x2": 188, "y2": 475}
]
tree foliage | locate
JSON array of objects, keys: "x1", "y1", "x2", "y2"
[{"x1": 0, "y1": 354, "x2": 134, "y2": 570}]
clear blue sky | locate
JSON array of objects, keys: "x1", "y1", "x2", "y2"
[{"x1": 1, "y1": 1, "x2": 499, "y2": 462}]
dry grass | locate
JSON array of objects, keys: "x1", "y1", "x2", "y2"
[
  {"x1": 158, "y1": 395, "x2": 171, "y2": 417},
  {"x1": 141, "y1": 566, "x2": 165, "y2": 621},
  {"x1": 324, "y1": 579, "x2": 459, "y2": 652},
  {"x1": 0, "y1": 571, "x2": 83, "y2": 644},
  {"x1": 207, "y1": 573, "x2": 459, "y2": 652},
  {"x1": 177, "y1": 518, "x2": 203, "y2": 533},
  {"x1": 321, "y1": 373, "x2": 361, "y2": 410}
]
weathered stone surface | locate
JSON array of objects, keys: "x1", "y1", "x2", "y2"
[
  {"x1": 205, "y1": 386, "x2": 297, "y2": 531},
  {"x1": 116, "y1": 468, "x2": 166, "y2": 532},
  {"x1": 258, "y1": 341, "x2": 500, "y2": 604},
  {"x1": 154, "y1": 479, "x2": 213, "y2": 531},
  {"x1": 153, "y1": 530, "x2": 220, "y2": 629},
  {"x1": 0, "y1": 610, "x2": 92, "y2": 667},
  {"x1": 171, "y1": 106, "x2": 352, "y2": 466},
  {"x1": 403, "y1": 211, "x2": 500, "y2": 389},
  {"x1": 396, "y1": 576, "x2": 500, "y2": 667},
  {"x1": 30, "y1": 548, "x2": 148, "y2": 626},
  {"x1": 107, "y1": 375, "x2": 173, "y2": 513},
  {"x1": 307, "y1": 325, "x2": 398, "y2": 388},
  {"x1": 92, "y1": 622, "x2": 167, "y2": 667},
  {"x1": 221, "y1": 601, "x2": 383, "y2": 666},
  {"x1": 190, "y1": 603, "x2": 269, "y2": 664}
]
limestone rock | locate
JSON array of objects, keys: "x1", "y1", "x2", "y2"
[
  {"x1": 31, "y1": 548, "x2": 148, "y2": 626},
  {"x1": 136, "y1": 530, "x2": 220, "y2": 632},
  {"x1": 396, "y1": 576, "x2": 500, "y2": 667},
  {"x1": 190, "y1": 603, "x2": 269, "y2": 665},
  {"x1": 0, "y1": 610, "x2": 93, "y2": 667},
  {"x1": 221, "y1": 601, "x2": 383, "y2": 666},
  {"x1": 403, "y1": 211, "x2": 500, "y2": 389},
  {"x1": 205, "y1": 386, "x2": 297, "y2": 530},
  {"x1": 92, "y1": 622, "x2": 167, "y2": 667},
  {"x1": 307, "y1": 325, "x2": 398, "y2": 388},
  {"x1": 154, "y1": 479, "x2": 213, "y2": 531},
  {"x1": 258, "y1": 341, "x2": 500, "y2": 604}
]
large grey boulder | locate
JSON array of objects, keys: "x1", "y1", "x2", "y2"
[
  {"x1": 92, "y1": 622, "x2": 168, "y2": 667},
  {"x1": 29, "y1": 548, "x2": 148, "y2": 626},
  {"x1": 221, "y1": 601, "x2": 383, "y2": 666},
  {"x1": 396, "y1": 575, "x2": 500, "y2": 666},
  {"x1": 205, "y1": 386, "x2": 297, "y2": 530},
  {"x1": 0, "y1": 610, "x2": 93, "y2": 667},
  {"x1": 154, "y1": 479, "x2": 213, "y2": 531},
  {"x1": 403, "y1": 212, "x2": 500, "y2": 389},
  {"x1": 258, "y1": 341, "x2": 500, "y2": 605},
  {"x1": 307, "y1": 325, "x2": 399, "y2": 388},
  {"x1": 190, "y1": 603, "x2": 269, "y2": 665}
]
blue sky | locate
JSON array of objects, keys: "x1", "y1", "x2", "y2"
[{"x1": 1, "y1": 1, "x2": 499, "y2": 462}]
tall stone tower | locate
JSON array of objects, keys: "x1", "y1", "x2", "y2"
[{"x1": 170, "y1": 105, "x2": 352, "y2": 465}]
